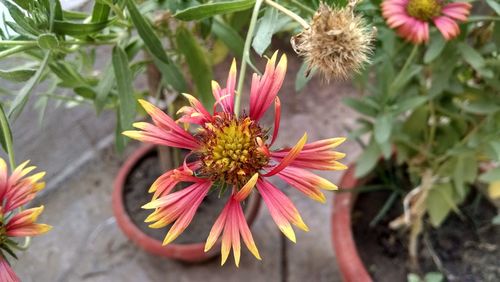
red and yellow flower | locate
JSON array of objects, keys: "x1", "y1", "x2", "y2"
[
  {"x1": 0, "y1": 158, "x2": 51, "y2": 281},
  {"x1": 124, "y1": 51, "x2": 346, "y2": 266}
]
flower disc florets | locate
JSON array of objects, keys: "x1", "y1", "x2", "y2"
[
  {"x1": 407, "y1": 0, "x2": 442, "y2": 21},
  {"x1": 199, "y1": 113, "x2": 269, "y2": 186}
]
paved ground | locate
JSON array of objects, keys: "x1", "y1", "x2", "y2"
[{"x1": 9, "y1": 53, "x2": 361, "y2": 281}]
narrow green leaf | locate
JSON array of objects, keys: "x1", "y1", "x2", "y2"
[
  {"x1": 125, "y1": 0, "x2": 187, "y2": 92},
  {"x1": 394, "y1": 96, "x2": 427, "y2": 114},
  {"x1": 52, "y1": 20, "x2": 109, "y2": 36},
  {"x1": 0, "y1": 104, "x2": 12, "y2": 152},
  {"x1": 295, "y1": 62, "x2": 314, "y2": 92},
  {"x1": 115, "y1": 108, "x2": 128, "y2": 153},
  {"x1": 424, "y1": 33, "x2": 446, "y2": 63},
  {"x1": 0, "y1": 0, "x2": 39, "y2": 35},
  {"x1": 486, "y1": 0, "x2": 500, "y2": 15},
  {"x1": 91, "y1": 1, "x2": 111, "y2": 22},
  {"x1": 175, "y1": 26, "x2": 214, "y2": 108},
  {"x1": 95, "y1": 63, "x2": 115, "y2": 113},
  {"x1": 424, "y1": 272, "x2": 444, "y2": 282},
  {"x1": 112, "y1": 46, "x2": 136, "y2": 131},
  {"x1": 74, "y1": 86, "x2": 97, "y2": 100},
  {"x1": 343, "y1": 97, "x2": 379, "y2": 117},
  {"x1": 8, "y1": 51, "x2": 51, "y2": 119},
  {"x1": 355, "y1": 140, "x2": 381, "y2": 178},
  {"x1": 212, "y1": 18, "x2": 244, "y2": 58},
  {"x1": 49, "y1": 61, "x2": 87, "y2": 88},
  {"x1": 252, "y1": 7, "x2": 290, "y2": 55},
  {"x1": 458, "y1": 42, "x2": 485, "y2": 70},
  {"x1": 374, "y1": 114, "x2": 392, "y2": 144},
  {"x1": 391, "y1": 65, "x2": 422, "y2": 94},
  {"x1": 175, "y1": 0, "x2": 255, "y2": 21},
  {"x1": 0, "y1": 68, "x2": 35, "y2": 82}
]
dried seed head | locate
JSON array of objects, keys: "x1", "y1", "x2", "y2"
[{"x1": 292, "y1": 1, "x2": 375, "y2": 81}]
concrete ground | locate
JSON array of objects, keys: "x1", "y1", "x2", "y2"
[{"x1": 9, "y1": 54, "x2": 361, "y2": 281}]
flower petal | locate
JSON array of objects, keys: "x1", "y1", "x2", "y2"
[
  {"x1": 263, "y1": 133, "x2": 307, "y2": 176},
  {"x1": 234, "y1": 173, "x2": 259, "y2": 202}
]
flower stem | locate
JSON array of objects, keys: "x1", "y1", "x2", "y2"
[
  {"x1": 0, "y1": 45, "x2": 34, "y2": 60},
  {"x1": 390, "y1": 44, "x2": 419, "y2": 96},
  {"x1": 265, "y1": 0, "x2": 310, "y2": 29},
  {"x1": 234, "y1": 0, "x2": 264, "y2": 116},
  {"x1": 289, "y1": 0, "x2": 315, "y2": 15}
]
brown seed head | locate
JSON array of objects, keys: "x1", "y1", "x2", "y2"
[{"x1": 292, "y1": 1, "x2": 375, "y2": 81}]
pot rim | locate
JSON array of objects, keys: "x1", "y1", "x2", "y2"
[
  {"x1": 112, "y1": 144, "x2": 261, "y2": 262},
  {"x1": 331, "y1": 164, "x2": 372, "y2": 282}
]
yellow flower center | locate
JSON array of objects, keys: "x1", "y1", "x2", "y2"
[
  {"x1": 406, "y1": 0, "x2": 442, "y2": 21},
  {"x1": 199, "y1": 114, "x2": 269, "y2": 186}
]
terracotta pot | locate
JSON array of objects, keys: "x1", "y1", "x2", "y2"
[
  {"x1": 113, "y1": 144, "x2": 262, "y2": 262},
  {"x1": 331, "y1": 164, "x2": 373, "y2": 282}
]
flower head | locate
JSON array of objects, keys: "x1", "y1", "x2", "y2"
[
  {"x1": 292, "y1": 1, "x2": 374, "y2": 80},
  {"x1": 381, "y1": 0, "x2": 472, "y2": 44},
  {"x1": 0, "y1": 158, "x2": 51, "y2": 280},
  {"x1": 124, "y1": 51, "x2": 347, "y2": 265}
]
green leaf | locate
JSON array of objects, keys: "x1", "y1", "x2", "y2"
[
  {"x1": 74, "y1": 86, "x2": 97, "y2": 100},
  {"x1": 479, "y1": 167, "x2": 500, "y2": 182},
  {"x1": 212, "y1": 18, "x2": 244, "y2": 58},
  {"x1": 486, "y1": 0, "x2": 500, "y2": 15},
  {"x1": 175, "y1": 0, "x2": 255, "y2": 21},
  {"x1": 453, "y1": 155, "x2": 477, "y2": 199},
  {"x1": 175, "y1": 26, "x2": 214, "y2": 108},
  {"x1": 115, "y1": 108, "x2": 128, "y2": 153},
  {"x1": 424, "y1": 33, "x2": 446, "y2": 63},
  {"x1": 95, "y1": 63, "x2": 115, "y2": 113},
  {"x1": 424, "y1": 272, "x2": 444, "y2": 282},
  {"x1": 52, "y1": 20, "x2": 109, "y2": 36},
  {"x1": 355, "y1": 140, "x2": 381, "y2": 178},
  {"x1": 343, "y1": 97, "x2": 379, "y2": 117},
  {"x1": 391, "y1": 65, "x2": 422, "y2": 94},
  {"x1": 295, "y1": 62, "x2": 314, "y2": 92},
  {"x1": 427, "y1": 183, "x2": 454, "y2": 227},
  {"x1": 407, "y1": 273, "x2": 421, "y2": 282},
  {"x1": 0, "y1": 0, "x2": 39, "y2": 35},
  {"x1": 91, "y1": 1, "x2": 111, "y2": 22},
  {"x1": 0, "y1": 68, "x2": 35, "y2": 82},
  {"x1": 50, "y1": 61, "x2": 87, "y2": 88},
  {"x1": 37, "y1": 33, "x2": 59, "y2": 50},
  {"x1": 8, "y1": 51, "x2": 51, "y2": 119},
  {"x1": 0, "y1": 104, "x2": 13, "y2": 152},
  {"x1": 125, "y1": 0, "x2": 186, "y2": 92},
  {"x1": 394, "y1": 96, "x2": 427, "y2": 114},
  {"x1": 252, "y1": 7, "x2": 290, "y2": 55},
  {"x1": 458, "y1": 42, "x2": 485, "y2": 70},
  {"x1": 112, "y1": 46, "x2": 136, "y2": 131},
  {"x1": 493, "y1": 214, "x2": 500, "y2": 225},
  {"x1": 459, "y1": 100, "x2": 500, "y2": 114},
  {"x1": 374, "y1": 114, "x2": 392, "y2": 144}
]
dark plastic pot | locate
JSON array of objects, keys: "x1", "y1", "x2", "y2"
[
  {"x1": 113, "y1": 144, "x2": 262, "y2": 262},
  {"x1": 331, "y1": 164, "x2": 373, "y2": 282}
]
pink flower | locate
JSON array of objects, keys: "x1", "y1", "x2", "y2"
[
  {"x1": 0, "y1": 258, "x2": 19, "y2": 282},
  {"x1": 124, "y1": 51, "x2": 346, "y2": 265},
  {"x1": 0, "y1": 159, "x2": 46, "y2": 213},
  {"x1": 381, "y1": 0, "x2": 472, "y2": 44}
]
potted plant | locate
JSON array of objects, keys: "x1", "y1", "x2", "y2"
[
  {"x1": 0, "y1": 0, "x2": 363, "y2": 269},
  {"x1": 332, "y1": 0, "x2": 500, "y2": 281}
]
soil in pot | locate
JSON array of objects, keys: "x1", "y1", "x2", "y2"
[
  {"x1": 123, "y1": 150, "x2": 234, "y2": 244},
  {"x1": 351, "y1": 172, "x2": 500, "y2": 281}
]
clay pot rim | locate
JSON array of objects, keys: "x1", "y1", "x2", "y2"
[
  {"x1": 112, "y1": 144, "x2": 261, "y2": 262},
  {"x1": 331, "y1": 164, "x2": 373, "y2": 282}
]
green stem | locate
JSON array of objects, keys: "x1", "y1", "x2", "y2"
[
  {"x1": 234, "y1": 0, "x2": 264, "y2": 116},
  {"x1": 0, "y1": 45, "x2": 34, "y2": 60},
  {"x1": 0, "y1": 39, "x2": 118, "y2": 47},
  {"x1": 288, "y1": 0, "x2": 315, "y2": 15},
  {"x1": 0, "y1": 106, "x2": 15, "y2": 169},
  {"x1": 265, "y1": 0, "x2": 310, "y2": 29}
]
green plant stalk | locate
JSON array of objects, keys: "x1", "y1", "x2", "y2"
[
  {"x1": 265, "y1": 0, "x2": 310, "y2": 29},
  {"x1": 0, "y1": 39, "x2": 118, "y2": 47},
  {"x1": 0, "y1": 45, "x2": 34, "y2": 60},
  {"x1": 234, "y1": 0, "x2": 264, "y2": 116},
  {"x1": 288, "y1": 0, "x2": 315, "y2": 15}
]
